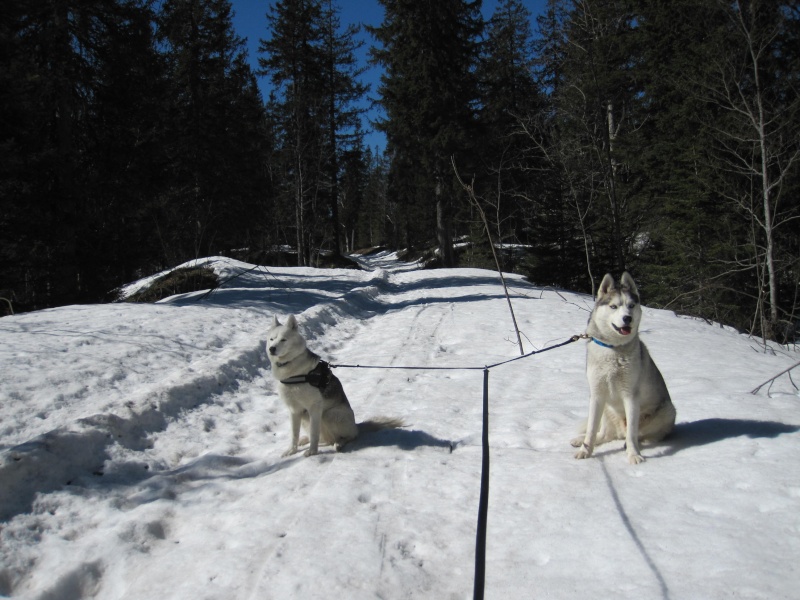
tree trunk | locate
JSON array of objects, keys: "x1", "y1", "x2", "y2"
[
  {"x1": 52, "y1": 0, "x2": 78, "y2": 304},
  {"x1": 606, "y1": 99, "x2": 625, "y2": 273},
  {"x1": 435, "y1": 175, "x2": 454, "y2": 267},
  {"x1": 752, "y1": 40, "x2": 779, "y2": 330}
]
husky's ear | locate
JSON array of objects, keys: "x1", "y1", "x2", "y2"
[
  {"x1": 597, "y1": 273, "x2": 616, "y2": 299},
  {"x1": 271, "y1": 315, "x2": 280, "y2": 328},
  {"x1": 620, "y1": 271, "x2": 638, "y2": 296},
  {"x1": 286, "y1": 314, "x2": 298, "y2": 329}
]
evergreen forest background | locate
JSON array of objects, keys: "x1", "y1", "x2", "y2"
[{"x1": 1, "y1": 0, "x2": 798, "y2": 343}]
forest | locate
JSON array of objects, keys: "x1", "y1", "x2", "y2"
[{"x1": 1, "y1": 0, "x2": 798, "y2": 343}]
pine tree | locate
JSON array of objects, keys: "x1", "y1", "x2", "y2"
[
  {"x1": 370, "y1": 0, "x2": 482, "y2": 266},
  {"x1": 1, "y1": 0, "x2": 63, "y2": 310},
  {"x1": 319, "y1": 0, "x2": 368, "y2": 257},
  {"x1": 82, "y1": 0, "x2": 168, "y2": 294},
  {"x1": 338, "y1": 134, "x2": 367, "y2": 252},
  {"x1": 260, "y1": 0, "x2": 366, "y2": 265},
  {"x1": 528, "y1": 0, "x2": 799, "y2": 340},
  {"x1": 260, "y1": 0, "x2": 326, "y2": 265},
  {"x1": 1, "y1": 0, "x2": 167, "y2": 309},
  {"x1": 158, "y1": 0, "x2": 267, "y2": 262},
  {"x1": 534, "y1": 0, "x2": 648, "y2": 289},
  {"x1": 476, "y1": 0, "x2": 544, "y2": 268},
  {"x1": 634, "y1": 0, "x2": 741, "y2": 326},
  {"x1": 214, "y1": 53, "x2": 274, "y2": 256},
  {"x1": 636, "y1": 0, "x2": 800, "y2": 341},
  {"x1": 361, "y1": 147, "x2": 393, "y2": 248}
]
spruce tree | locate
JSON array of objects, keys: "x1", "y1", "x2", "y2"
[
  {"x1": 476, "y1": 0, "x2": 544, "y2": 269},
  {"x1": 158, "y1": 0, "x2": 266, "y2": 262},
  {"x1": 637, "y1": 0, "x2": 800, "y2": 341},
  {"x1": 260, "y1": 0, "x2": 326, "y2": 265},
  {"x1": 1, "y1": 0, "x2": 166, "y2": 309},
  {"x1": 370, "y1": 0, "x2": 482, "y2": 265},
  {"x1": 319, "y1": 0, "x2": 368, "y2": 257},
  {"x1": 361, "y1": 147, "x2": 393, "y2": 248},
  {"x1": 534, "y1": 0, "x2": 648, "y2": 288},
  {"x1": 260, "y1": 0, "x2": 366, "y2": 264},
  {"x1": 83, "y1": 0, "x2": 168, "y2": 293},
  {"x1": 338, "y1": 135, "x2": 367, "y2": 252},
  {"x1": 634, "y1": 0, "x2": 740, "y2": 326}
]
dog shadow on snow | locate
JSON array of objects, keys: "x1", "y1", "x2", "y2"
[
  {"x1": 657, "y1": 418, "x2": 799, "y2": 456},
  {"x1": 342, "y1": 427, "x2": 455, "y2": 453}
]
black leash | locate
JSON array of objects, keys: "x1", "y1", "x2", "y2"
[
  {"x1": 329, "y1": 334, "x2": 584, "y2": 373},
  {"x1": 328, "y1": 333, "x2": 584, "y2": 600},
  {"x1": 474, "y1": 367, "x2": 491, "y2": 600},
  {"x1": 472, "y1": 335, "x2": 582, "y2": 600}
]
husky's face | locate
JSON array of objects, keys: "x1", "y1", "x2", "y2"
[
  {"x1": 591, "y1": 272, "x2": 642, "y2": 340},
  {"x1": 267, "y1": 315, "x2": 307, "y2": 363}
]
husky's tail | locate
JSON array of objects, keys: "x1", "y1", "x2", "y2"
[{"x1": 358, "y1": 417, "x2": 406, "y2": 434}]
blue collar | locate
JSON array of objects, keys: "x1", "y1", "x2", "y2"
[{"x1": 591, "y1": 337, "x2": 615, "y2": 348}]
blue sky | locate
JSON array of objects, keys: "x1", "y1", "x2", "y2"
[{"x1": 230, "y1": 0, "x2": 548, "y2": 152}]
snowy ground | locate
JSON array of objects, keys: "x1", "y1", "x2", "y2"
[{"x1": 1, "y1": 253, "x2": 798, "y2": 599}]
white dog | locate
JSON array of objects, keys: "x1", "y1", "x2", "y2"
[
  {"x1": 572, "y1": 272, "x2": 676, "y2": 464},
  {"x1": 267, "y1": 315, "x2": 403, "y2": 457}
]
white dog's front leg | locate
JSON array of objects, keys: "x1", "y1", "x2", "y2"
[
  {"x1": 282, "y1": 411, "x2": 303, "y2": 457},
  {"x1": 575, "y1": 391, "x2": 605, "y2": 459},
  {"x1": 623, "y1": 396, "x2": 644, "y2": 464},
  {"x1": 304, "y1": 405, "x2": 322, "y2": 457}
]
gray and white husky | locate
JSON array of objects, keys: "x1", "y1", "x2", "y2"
[
  {"x1": 267, "y1": 315, "x2": 403, "y2": 457},
  {"x1": 572, "y1": 272, "x2": 676, "y2": 464}
]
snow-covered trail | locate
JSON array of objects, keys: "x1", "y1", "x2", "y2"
[
  {"x1": 243, "y1": 269, "x2": 536, "y2": 599},
  {"x1": 137, "y1": 264, "x2": 523, "y2": 600},
  {"x1": 1, "y1": 253, "x2": 799, "y2": 600}
]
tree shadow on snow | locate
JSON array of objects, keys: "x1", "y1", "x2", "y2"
[{"x1": 659, "y1": 418, "x2": 800, "y2": 456}]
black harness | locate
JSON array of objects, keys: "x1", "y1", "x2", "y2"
[{"x1": 279, "y1": 361, "x2": 333, "y2": 389}]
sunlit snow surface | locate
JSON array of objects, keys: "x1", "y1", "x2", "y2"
[{"x1": 1, "y1": 253, "x2": 798, "y2": 599}]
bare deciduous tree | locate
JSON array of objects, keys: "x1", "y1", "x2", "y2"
[{"x1": 696, "y1": 1, "x2": 800, "y2": 339}]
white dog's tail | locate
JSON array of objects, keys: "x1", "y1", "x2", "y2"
[{"x1": 358, "y1": 417, "x2": 406, "y2": 433}]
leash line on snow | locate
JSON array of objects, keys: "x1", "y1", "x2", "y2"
[
  {"x1": 329, "y1": 334, "x2": 584, "y2": 373},
  {"x1": 330, "y1": 333, "x2": 584, "y2": 600},
  {"x1": 470, "y1": 336, "x2": 584, "y2": 600},
  {"x1": 474, "y1": 368, "x2": 490, "y2": 600}
]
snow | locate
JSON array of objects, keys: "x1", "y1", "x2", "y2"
[{"x1": 1, "y1": 252, "x2": 798, "y2": 599}]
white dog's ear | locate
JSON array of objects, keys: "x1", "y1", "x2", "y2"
[
  {"x1": 286, "y1": 315, "x2": 298, "y2": 329},
  {"x1": 271, "y1": 315, "x2": 280, "y2": 328},
  {"x1": 597, "y1": 273, "x2": 615, "y2": 299},
  {"x1": 620, "y1": 271, "x2": 638, "y2": 296}
]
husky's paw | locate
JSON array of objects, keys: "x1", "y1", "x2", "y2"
[
  {"x1": 333, "y1": 435, "x2": 356, "y2": 453},
  {"x1": 281, "y1": 446, "x2": 298, "y2": 457},
  {"x1": 570, "y1": 436, "x2": 584, "y2": 448},
  {"x1": 303, "y1": 448, "x2": 318, "y2": 457},
  {"x1": 574, "y1": 444, "x2": 592, "y2": 459},
  {"x1": 627, "y1": 453, "x2": 645, "y2": 465}
]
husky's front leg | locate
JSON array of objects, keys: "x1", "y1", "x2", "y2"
[
  {"x1": 304, "y1": 404, "x2": 322, "y2": 457},
  {"x1": 282, "y1": 410, "x2": 303, "y2": 457},
  {"x1": 574, "y1": 390, "x2": 605, "y2": 459},
  {"x1": 623, "y1": 396, "x2": 644, "y2": 464}
]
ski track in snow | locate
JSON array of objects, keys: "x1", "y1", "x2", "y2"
[{"x1": 1, "y1": 253, "x2": 799, "y2": 599}]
